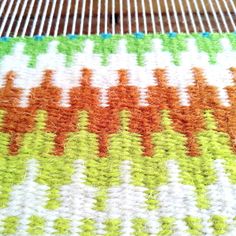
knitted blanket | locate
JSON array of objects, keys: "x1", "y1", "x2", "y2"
[{"x1": 0, "y1": 33, "x2": 236, "y2": 235}]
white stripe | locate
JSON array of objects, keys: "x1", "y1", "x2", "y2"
[
  {"x1": 59, "y1": 160, "x2": 97, "y2": 234},
  {"x1": 0, "y1": 159, "x2": 50, "y2": 234},
  {"x1": 207, "y1": 160, "x2": 236, "y2": 219},
  {"x1": 106, "y1": 160, "x2": 147, "y2": 234},
  {"x1": 158, "y1": 160, "x2": 197, "y2": 235}
]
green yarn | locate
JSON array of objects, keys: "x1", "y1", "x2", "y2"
[
  {"x1": 145, "y1": 189, "x2": 159, "y2": 210},
  {"x1": 64, "y1": 111, "x2": 99, "y2": 159},
  {"x1": 132, "y1": 218, "x2": 149, "y2": 236},
  {"x1": 108, "y1": 111, "x2": 143, "y2": 161},
  {"x1": 0, "y1": 158, "x2": 26, "y2": 208},
  {"x1": 80, "y1": 218, "x2": 96, "y2": 236},
  {"x1": 94, "y1": 188, "x2": 108, "y2": 211},
  {"x1": 152, "y1": 110, "x2": 188, "y2": 160},
  {"x1": 0, "y1": 34, "x2": 234, "y2": 67},
  {"x1": 37, "y1": 158, "x2": 74, "y2": 209},
  {"x1": 0, "y1": 38, "x2": 18, "y2": 61},
  {"x1": 2, "y1": 216, "x2": 19, "y2": 235},
  {"x1": 180, "y1": 157, "x2": 215, "y2": 209},
  {"x1": 104, "y1": 219, "x2": 121, "y2": 236},
  {"x1": 57, "y1": 36, "x2": 85, "y2": 66},
  {"x1": 193, "y1": 33, "x2": 222, "y2": 64},
  {"x1": 158, "y1": 217, "x2": 175, "y2": 236},
  {"x1": 160, "y1": 34, "x2": 188, "y2": 65},
  {"x1": 27, "y1": 216, "x2": 45, "y2": 235},
  {"x1": 185, "y1": 216, "x2": 203, "y2": 235},
  {"x1": 0, "y1": 110, "x2": 10, "y2": 156},
  {"x1": 211, "y1": 215, "x2": 228, "y2": 235},
  {"x1": 54, "y1": 218, "x2": 71, "y2": 235},
  {"x1": 198, "y1": 110, "x2": 235, "y2": 159},
  {"x1": 126, "y1": 35, "x2": 153, "y2": 66},
  {"x1": 92, "y1": 35, "x2": 119, "y2": 65},
  {"x1": 23, "y1": 37, "x2": 53, "y2": 68},
  {"x1": 19, "y1": 110, "x2": 55, "y2": 157}
]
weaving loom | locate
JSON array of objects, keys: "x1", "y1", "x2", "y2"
[
  {"x1": 0, "y1": 1, "x2": 236, "y2": 235},
  {"x1": 1, "y1": 0, "x2": 236, "y2": 35}
]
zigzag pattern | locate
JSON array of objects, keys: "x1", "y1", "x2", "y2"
[
  {"x1": 1, "y1": 33, "x2": 236, "y2": 235},
  {"x1": 1, "y1": 68, "x2": 236, "y2": 157}
]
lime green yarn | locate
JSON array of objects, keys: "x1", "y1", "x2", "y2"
[
  {"x1": 211, "y1": 215, "x2": 228, "y2": 235},
  {"x1": 132, "y1": 157, "x2": 167, "y2": 188},
  {"x1": 0, "y1": 110, "x2": 10, "y2": 156},
  {"x1": 158, "y1": 217, "x2": 175, "y2": 236},
  {"x1": 64, "y1": 111, "x2": 98, "y2": 159},
  {"x1": 36, "y1": 158, "x2": 74, "y2": 209},
  {"x1": 132, "y1": 157, "x2": 167, "y2": 210},
  {"x1": 27, "y1": 216, "x2": 45, "y2": 235},
  {"x1": 19, "y1": 110, "x2": 55, "y2": 157},
  {"x1": 85, "y1": 158, "x2": 120, "y2": 187},
  {"x1": 94, "y1": 188, "x2": 107, "y2": 211},
  {"x1": 104, "y1": 219, "x2": 121, "y2": 236},
  {"x1": 2, "y1": 216, "x2": 19, "y2": 235},
  {"x1": 54, "y1": 218, "x2": 71, "y2": 235},
  {"x1": 185, "y1": 216, "x2": 203, "y2": 235},
  {"x1": 225, "y1": 158, "x2": 236, "y2": 184},
  {"x1": 108, "y1": 111, "x2": 143, "y2": 161},
  {"x1": 132, "y1": 218, "x2": 149, "y2": 236},
  {"x1": 152, "y1": 110, "x2": 188, "y2": 160},
  {"x1": 179, "y1": 157, "x2": 215, "y2": 209},
  {"x1": 108, "y1": 131, "x2": 142, "y2": 160},
  {"x1": 80, "y1": 218, "x2": 96, "y2": 236},
  {"x1": 197, "y1": 110, "x2": 235, "y2": 159},
  {"x1": 0, "y1": 158, "x2": 26, "y2": 208},
  {"x1": 145, "y1": 189, "x2": 159, "y2": 210}
]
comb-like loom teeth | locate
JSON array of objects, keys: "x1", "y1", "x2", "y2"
[
  {"x1": 1, "y1": 33, "x2": 236, "y2": 235},
  {"x1": 11, "y1": 0, "x2": 233, "y2": 16},
  {"x1": 1, "y1": 0, "x2": 236, "y2": 37}
]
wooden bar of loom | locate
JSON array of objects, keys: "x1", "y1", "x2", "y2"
[
  {"x1": 0, "y1": 0, "x2": 235, "y2": 36},
  {"x1": 12, "y1": 1, "x2": 233, "y2": 15}
]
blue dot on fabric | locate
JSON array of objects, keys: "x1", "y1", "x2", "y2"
[
  {"x1": 101, "y1": 33, "x2": 112, "y2": 39},
  {"x1": 34, "y1": 35, "x2": 44, "y2": 41},
  {"x1": 202, "y1": 32, "x2": 211, "y2": 38},
  {"x1": 0, "y1": 36, "x2": 9, "y2": 42},
  {"x1": 168, "y1": 32, "x2": 177, "y2": 38},
  {"x1": 67, "y1": 34, "x2": 78, "y2": 40},
  {"x1": 134, "y1": 32, "x2": 144, "y2": 39}
]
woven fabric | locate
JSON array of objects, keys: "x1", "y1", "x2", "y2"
[{"x1": 0, "y1": 33, "x2": 236, "y2": 235}]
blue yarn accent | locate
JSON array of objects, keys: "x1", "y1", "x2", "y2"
[
  {"x1": 100, "y1": 33, "x2": 112, "y2": 39},
  {"x1": 134, "y1": 32, "x2": 144, "y2": 39},
  {"x1": 67, "y1": 34, "x2": 78, "y2": 40},
  {"x1": 34, "y1": 35, "x2": 44, "y2": 41},
  {"x1": 168, "y1": 32, "x2": 177, "y2": 38},
  {"x1": 202, "y1": 32, "x2": 211, "y2": 38},
  {"x1": 0, "y1": 36, "x2": 9, "y2": 42}
]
